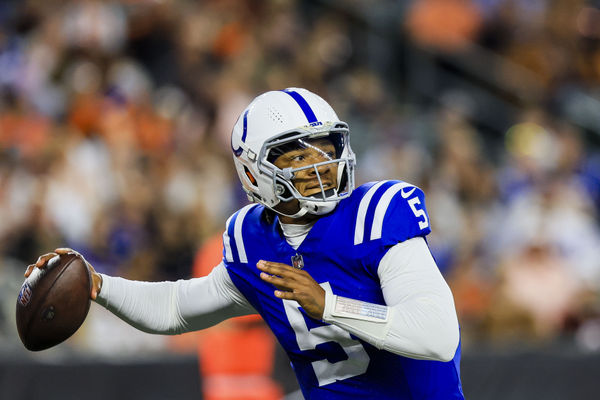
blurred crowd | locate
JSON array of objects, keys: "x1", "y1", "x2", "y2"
[{"x1": 2, "y1": 0, "x2": 600, "y2": 360}]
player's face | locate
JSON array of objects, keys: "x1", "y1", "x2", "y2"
[{"x1": 273, "y1": 138, "x2": 339, "y2": 198}]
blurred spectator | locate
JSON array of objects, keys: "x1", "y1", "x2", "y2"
[
  {"x1": 405, "y1": 0, "x2": 483, "y2": 51},
  {"x1": 486, "y1": 240, "x2": 584, "y2": 342}
]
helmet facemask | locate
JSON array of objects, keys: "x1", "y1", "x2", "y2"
[{"x1": 258, "y1": 122, "x2": 356, "y2": 216}]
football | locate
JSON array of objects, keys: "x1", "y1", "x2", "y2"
[{"x1": 16, "y1": 252, "x2": 92, "y2": 351}]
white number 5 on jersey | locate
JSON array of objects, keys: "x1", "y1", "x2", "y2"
[
  {"x1": 283, "y1": 282, "x2": 370, "y2": 386},
  {"x1": 407, "y1": 196, "x2": 429, "y2": 230}
]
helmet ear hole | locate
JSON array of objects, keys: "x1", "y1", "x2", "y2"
[
  {"x1": 244, "y1": 166, "x2": 258, "y2": 187},
  {"x1": 275, "y1": 182, "x2": 293, "y2": 199}
]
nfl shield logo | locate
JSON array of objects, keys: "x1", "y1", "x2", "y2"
[
  {"x1": 18, "y1": 283, "x2": 32, "y2": 307},
  {"x1": 291, "y1": 253, "x2": 304, "y2": 269}
]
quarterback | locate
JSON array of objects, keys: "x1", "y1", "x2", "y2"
[{"x1": 28, "y1": 88, "x2": 464, "y2": 399}]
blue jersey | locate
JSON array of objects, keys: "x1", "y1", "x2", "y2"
[{"x1": 222, "y1": 180, "x2": 464, "y2": 399}]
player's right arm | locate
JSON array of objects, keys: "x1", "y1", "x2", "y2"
[
  {"x1": 26, "y1": 250, "x2": 255, "y2": 335},
  {"x1": 94, "y1": 261, "x2": 255, "y2": 335}
]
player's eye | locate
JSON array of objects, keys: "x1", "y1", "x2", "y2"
[{"x1": 291, "y1": 154, "x2": 305, "y2": 162}]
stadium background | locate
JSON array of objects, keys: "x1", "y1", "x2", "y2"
[{"x1": 2, "y1": 0, "x2": 600, "y2": 398}]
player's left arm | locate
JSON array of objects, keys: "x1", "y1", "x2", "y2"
[
  {"x1": 319, "y1": 181, "x2": 459, "y2": 361},
  {"x1": 322, "y1": 237, "x2": 460, "y2": 362}
]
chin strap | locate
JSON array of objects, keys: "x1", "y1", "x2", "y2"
[
  {"x1": 304, "y1": 199, "x2": 338, "y2": 215},
  {"x1": 283, "y1": 206, "x2": 310, "y2": 218},
  {"x1": 263, "y1": 200, "x2": 310, "y2": 219},
  {"x1": 269, "y1": 199, "x2": 338, "y2": 219}
]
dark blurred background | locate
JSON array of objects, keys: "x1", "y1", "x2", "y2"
[{"x1": 2, "y1": 0, "x2": 600, "y2": 399}]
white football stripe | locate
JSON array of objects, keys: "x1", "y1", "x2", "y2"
[
  {"x1": 223, "y1": 214, "x2": 234, "y2": 262},
  {"x1": 234, "y1": 204, "x2": 255, "y2": 263},
  {"x1": 354, "y1": 181, "x2": 388, "y2": 245},
  {"x1": 370, "y1": 182, "x2": 413, "y2": 241}
]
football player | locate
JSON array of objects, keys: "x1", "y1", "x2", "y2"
[{"x1": 28, "y1": 88, "x2": 464, "y2": 399}]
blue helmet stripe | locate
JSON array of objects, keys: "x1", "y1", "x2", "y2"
[
  {"x1": 241, "y1": 109, "x2": 249, "y2": 142},
  {"x1": 281, "y1": 89, "x2": 318, "y2": 123},
  {"x1": 231, "y1": 109, "x2": 249, "y2": 157}
]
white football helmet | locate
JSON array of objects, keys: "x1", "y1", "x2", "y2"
[{"x1": 231, "y1": 88, "x2": 356, "y2": 218}]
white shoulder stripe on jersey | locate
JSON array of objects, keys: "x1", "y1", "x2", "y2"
[
  {"x1": 370, "y1": 182, "x2": 413, "y2": 241},
  {"x1": 223, "y1": 214, "x2": 234, "y2": 262},
  {"x1": 354, "y1": 181, "x2": 388, "y2": 245},
  {"x1": 233, "y1": 204, "x2": 256, "y2": 263}
]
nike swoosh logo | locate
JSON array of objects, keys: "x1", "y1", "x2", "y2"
[{"x1": 400, "y1": 186, "x2": 416, "y2": 198}]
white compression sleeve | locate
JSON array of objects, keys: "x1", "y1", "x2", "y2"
[
  {"x1": 94, "y1": 262, "x2": 255, "y2": 335},
  {"x1": 322, "y1": 237, "x2": 460, "y2": 361}
]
